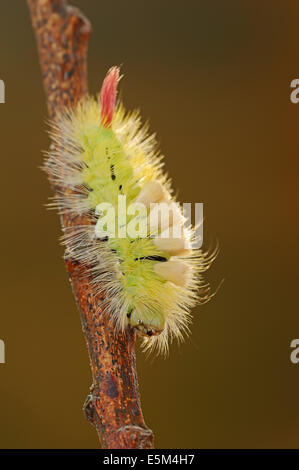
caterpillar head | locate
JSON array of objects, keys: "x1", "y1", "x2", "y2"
[{"x1": 127, "y1": 307, "x2": 165, "y2": 337}]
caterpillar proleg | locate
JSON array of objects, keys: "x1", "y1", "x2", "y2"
[{"x1": 46, "y1": 67, "x2": 215, "y2": 354}]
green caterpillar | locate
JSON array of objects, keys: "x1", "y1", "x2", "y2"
[{"x1": 46, "y1": 67, "x2": 215, "y2": 354}]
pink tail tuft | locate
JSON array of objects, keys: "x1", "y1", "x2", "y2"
[{"x1": 100, "y1": 66, "x2": 120, "y2": 128}]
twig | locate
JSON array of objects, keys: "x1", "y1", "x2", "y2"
[{"x1": 27, "y1": 0, "x2": 154, "y2": 449}]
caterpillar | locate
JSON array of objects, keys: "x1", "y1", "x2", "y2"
[{"x1": 46, "y1": 67, "x2": 215, "y2": 354}]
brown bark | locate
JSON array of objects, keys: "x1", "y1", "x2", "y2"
[{"x1": 27, "y1": 0, "x2": 154, "y2": 449}]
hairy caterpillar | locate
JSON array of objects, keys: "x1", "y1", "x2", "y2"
[{"x1": 46, "y1": 67, "x2": 215, "y2": 354}]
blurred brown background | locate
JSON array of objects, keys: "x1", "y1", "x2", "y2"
[{"x1": 0, "y1": 0, "x2": 298, "y2": 449}]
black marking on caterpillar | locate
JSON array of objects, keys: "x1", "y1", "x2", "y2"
[
  {"x1": 135, "y1": 256, "x2": 168, "y2": 262},
  {"x1": 110, "y1": 164, "x2": 116, "y2": 181},
  {"x1": 127, "y1": 307, "x2": 133, "y2": 318}
]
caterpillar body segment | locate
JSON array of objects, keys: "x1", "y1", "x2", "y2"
[{"x1": 46, "y1": 67, "x2": 213, "y2": 354}]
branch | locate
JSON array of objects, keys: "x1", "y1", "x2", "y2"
[{"x1": 27, "y1": 0, "x2": 154, "y2": 449}]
